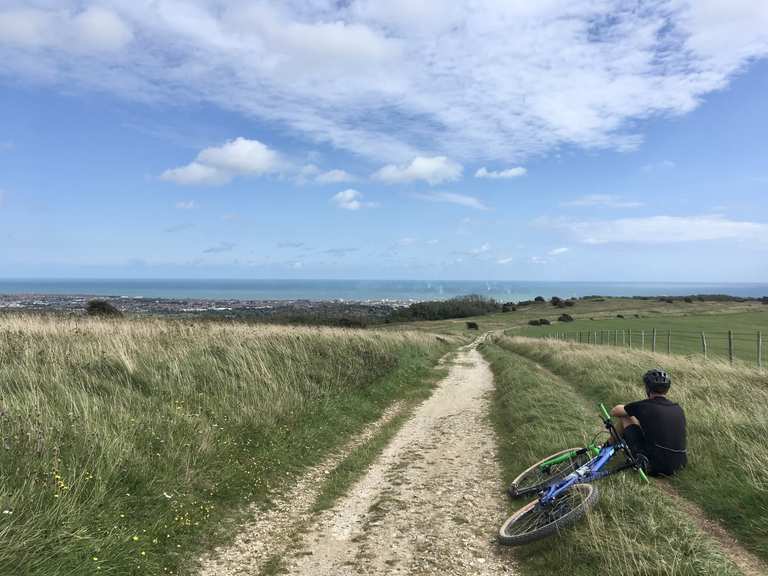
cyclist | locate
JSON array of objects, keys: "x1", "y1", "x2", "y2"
[{"x1": 610, "y1": 369, "x2": 687, "y2": 476}]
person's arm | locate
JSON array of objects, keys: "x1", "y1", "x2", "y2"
[{"x1": 610, "y1": 404, "x2": 628, "y2": 417}]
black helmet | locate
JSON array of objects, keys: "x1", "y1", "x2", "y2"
[{"x1": 643, "y1": 369, "x2": 671, "y2": 393}]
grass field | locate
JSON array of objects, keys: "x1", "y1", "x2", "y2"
[
  {"x1": 518, "y1": 310, "x2": 768, "y2": 366},
  {"x1": 386, "y1": 297, "x2": 768, "y2": 340},
  {"x1": 0, "y1": 315, "x2": 456, "y2": 576},
  {"x1": 484, "y1": 335, "x2": 768, "y2": 575}
]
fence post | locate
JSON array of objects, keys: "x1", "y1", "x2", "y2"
[
  {"x1": 600, "y1": 331, "x2": 604, "y2": 345},
  {"x1": 701, "y1": 332, "x2": 707, "y2": 359},
  {"x1": 728, "y1": 330, "x2": 734, "y2": 365},
  {"x1": 759, "y1": 331, "x2": 763, "y2": 369},
  {"x1": 629, "y1": 329, "x2": 632, "y2": 349},
  {"x1": 594, "y1": 331, "x2": 598, "y2": 345},
  {"x1": 622, "y1": 330, "x2": 626, "y2": 347},
  {"x1": 652, "y1": 328, "x2": 657, "y2": 353},
  {"x1": 667, "y1": 329, "x2": 672, "y2": 355},
  {"x1": 641, "y1": 330, "x2": 645, "y2": 350}
]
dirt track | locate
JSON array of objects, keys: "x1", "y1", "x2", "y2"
[{"x1": 200, "y1": 339, "x2": 516, "y2": 575}]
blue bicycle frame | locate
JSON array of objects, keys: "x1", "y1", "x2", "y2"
[{"x1": 540, "y1": 443, "x2": 616, "y2": 504}]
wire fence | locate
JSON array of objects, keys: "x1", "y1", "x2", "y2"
[{"x1": 536, "y1": 328, "x2": 765, "y2": 369}]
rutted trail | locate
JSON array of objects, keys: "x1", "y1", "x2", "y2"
[
  {"x1": 282, "y1": 341, "x2": 516, "y2": 575},
  {"x1": 200, "y1": 338, "x2": 516, "y2": 576}
]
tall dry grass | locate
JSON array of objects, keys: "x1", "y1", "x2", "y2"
[{"x1": 0, "y1": 315, "x2": 451, "y2": 575}]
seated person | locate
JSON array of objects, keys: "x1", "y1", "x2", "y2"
[{"x1": 611, "y1": 369, "x2": 687, "y2": 476}]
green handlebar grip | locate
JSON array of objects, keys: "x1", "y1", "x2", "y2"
[
  {"x1": 600, "y1": 403, "x2": 611, "y2": 420},
  {"x1": 638, "y1": 468, "x2": 650, "y2": 483}
]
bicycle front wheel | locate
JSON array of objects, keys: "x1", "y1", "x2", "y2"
[
  {"x1": 508, "y1": 447, "x2": 592, "y2": 499},
  {"x1": 498, "y1": 483, "x2": 599, "y2": 546}
]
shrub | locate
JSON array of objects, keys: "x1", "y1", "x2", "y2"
[
  {"x1": 517, "y1": 300, "x2": 534, "y2": 307},
  {"x1": 86, "y1": 299, "x2": 122, "y2": 317},
  {"x1": 466, "y1": 321, "x2": 479, "y2": 330},
  {"x1": 550, "y1": 296, "x2": 562, "y2": 306},
  {"x1": 502, "y1": 303, "x2": 517, "y2": 312},
  {"x1": 539, "y1": 318, "x2": 551, "y2": 325},
  {"x1": 617, "y1": 314, "x2": 624, "y2": 318},
  {"x1": 684, "y1": 297, "x2": 694, "y2": 303},
  {"x1": 388, "y1": 295, "x2": 501, "y2": 322},
  {"x1": 558, "y1": 313, "x2": 574, "y2": 322},
  {"x1": 528, "y1": 319, "x2": 542, "y2": 326},
  {"x1": 564, "y1": 300, "x2": 575, "y2": 307},
  {"x1": 534, "y1": 296, "x2": 545, "y2": 302}
]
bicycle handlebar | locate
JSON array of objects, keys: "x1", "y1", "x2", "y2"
[{"x1": 599, "y1": 403, "x2": 611, "y2": 421}]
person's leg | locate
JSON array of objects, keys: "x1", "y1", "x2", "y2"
[{"x1": 615, "y1": 415, "x2": 640, "y2": 436}]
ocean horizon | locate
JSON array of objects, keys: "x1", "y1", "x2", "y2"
[{"x1": 1, "y1": 279, "x2": 766, "y2": 303}]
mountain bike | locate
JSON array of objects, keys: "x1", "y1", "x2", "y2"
[{"x1": 498, "y1": 404, "x2": 649, "y2": 546}]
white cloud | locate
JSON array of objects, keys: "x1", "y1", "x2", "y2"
[
  {"x1": 1, "y1": 3, "x2": 768, "y2": 163},
  {"x1": 530, "y1": 256, "x2": 548, "y2": 264},
  {"x1": 316, "y1": 169, "x2": 356, "y2": 184},
  {"x1": 176, "y1": 200, "x2": 196, "y2": 210},
  {"x1": 469, "y1": 243, "x2": 490, "y2": 255},
  {"x1": 413, "y1": 191, "x2": 488, "y2": 210},
  {"x1": 556, "y1": 215, "x2": 768, "y2": 245},
  {"x1": 497, "y1": 257, "x2": 514, "y2": 265},
  {"x1": 0, "y1": 7, "x2": 132, "y2": 53},
  {"x1": 331, "y1": 189, "x2": 376, "y2": 211},
  {"x1": 161, "y1": 138, "x2": 281, "y2": 186},
  {"x1": 475, "y1": 167, "x2": 527, "y2": 179},
  {"x1": 642, "y1": 160, "x2": 676, "y2": 173},
  {"x1": 373, "y1": 156, "x2": 462, "y2": 185},
  {"x1": 548, "y1": 247, "x2": 570, "y2": 256},
  {"x1": 561, "y1": 194, "x2": 644, "y2": 209},
  {"x1": 203, "y1": 241, "x2": 235, "y2": 254}
]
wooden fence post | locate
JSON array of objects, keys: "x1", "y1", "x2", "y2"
[
  {"x1": 667, "y1": 329, "x2": 672, "y2": 355},
  {"x1": 759, "y1": 331, "x2": 763, "y2": 369},
  {"x1": 701, "y1": 332, "x2": 707, "y2": 359},
  {"x1": 594, "y1": 331, "x2": 598, "y2": 345},
  {"x1": 629, "y1": 329, "x2": 632, "y2": 349},
  {"x1": 622, "y1": 330, "x2": 626, "y2": 347},
  {"x1": 652, "y1": 328, "x2": 657, "y2": 353},
  {"x1": 641, "y1": 330, "x2": 645, "y2": 350},
  {"x1": 728, "y1": 330, "x2": 734, "y2": 365}
]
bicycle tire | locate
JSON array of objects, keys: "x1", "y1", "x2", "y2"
[
  {"x1": 508, "y1": 447, "x2": 592, "y2": 499},
  {"x1": 498, "y1": 483, "x2": 599, "y2": 546}
]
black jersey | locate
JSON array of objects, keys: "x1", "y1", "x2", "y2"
[{"x1": 624, "y1": 396, "x2": 687, "y2": 475}]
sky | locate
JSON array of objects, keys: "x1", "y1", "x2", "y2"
[{"x1": 1, "y1": 0, "x2": 767, "y2": 282}]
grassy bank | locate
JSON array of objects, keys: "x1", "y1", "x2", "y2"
[
  {"x1": 487, "y1": 335, "x2": 768, "y2": 571},
  {"x1": 0, "y1": 315, "x2": 456, "y2": 575}
]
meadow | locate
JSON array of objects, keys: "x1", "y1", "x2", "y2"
[
  {"x1": 484, "y1": 335, "x2": 768, "y2": 575},
  {"x1": 0, "y1": 315, "x2": 455, "y2": 575}
]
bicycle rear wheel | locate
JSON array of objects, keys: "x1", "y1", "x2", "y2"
[
  {"x1": 508, "y1": 447, "x2": 592, "y2": 499},
  {"x1": 498, "y1": 483, "x2": 599, "y2": 546}
]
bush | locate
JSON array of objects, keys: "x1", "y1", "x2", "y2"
[
  {"x1": 684, "y1": 297, "x2": 694, "y2": 303},
  {"x1": 528, "y1": 319, "x2": 542, "y2": 326},
  {"x1": 86, "y1": 299, "x2": 122, "y2": 317},
  {"x1": 534, "y1": 296, "x2": 545, "y2": 302},
  {"x1": 564, "y1": 300, "x2": 575, "y2": 307},
  {"x1": 502, "y1": 303, "x2": 517, "y2": 312},
  {"x1": 517, "y1": 300, "x2": 534, "y2": 307},
  {"x1": 558, "y1": 313, "x2": 574, "y2": 322},
  {"x1": 550, "y1": 296, "x2": 562, "y2": 306},
  {"x1": 388, "y1": 295, "x2": 501, "y2": 322},
  {"x1": 539, "y1": 318, "x2": 551, "y2": 325},
  {"x1": 617, "y1": 314, "x2": 624, "y2": 318},
  {"x1": 466, "y1": 321, "x2": 479, "y2": 330}
]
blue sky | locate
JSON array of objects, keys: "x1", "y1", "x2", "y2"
[{"x1": 1, "y1": 1, "x2": 767, "y2": 282}]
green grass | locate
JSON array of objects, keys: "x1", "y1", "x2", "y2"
[
  {"x1": 384, "y1": 297, "x2": 767, "y2": 339},
  {"x1": 0, "y1": 315, "x2": 456, "y2": 576},
  {"x1": 488, "y1": 335, "x2": 768, "y2": 570},
  {"x1": 483, "y1": 339, "x2": 744, "y2": 576},
  {"x1": 518, "y1": 309, "x2": 768, "y2": 365}
]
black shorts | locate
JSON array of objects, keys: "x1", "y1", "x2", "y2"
[{"x1": 622, "y1": 424, "x2": 686, "y2": 476}]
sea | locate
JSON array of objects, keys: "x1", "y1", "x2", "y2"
[{"x1": 0, "y1": 279, "x2": 766, "y2": 303}]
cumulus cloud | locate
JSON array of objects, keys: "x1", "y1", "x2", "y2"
[
  {"x1": 2, "y1": 3, "x2": 768, "y2": 163},
  {"x1": 548, "y1": 247, "x2": 570, "y2": 255},
  {"x1": 497, "y1": 256, "x2": 514, "y2": 265},
  {"x1": 413, "y1": 191, "x2": 487, "y2": 210},
  {"x1": 175, "y1": 200, "x2": 196, "y2": 210},
  {"x1": 162, "y1": 138, "x2": 281, "y2": 185},
  {"x1": 331, "y1": 189, "x2": 376, "y2": 211},
  {"x1": 475, "y1": 167, "x2": 527, "y2": 179},
  {"x1": 316, "y1": 169, "x2": 356, "y2": 184},
  {"x1": 373, "y1": 156, "x2": 462, "y2": 185},
  {"x1": 561, "y1": 194, "x2": 644, "y2": 209},
  {"x1": 555, "y1": 215, "x2": 768, "y2": 245},
  {"x1": 0, "y1": 6, "x2": 133, "y2": 52}
]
